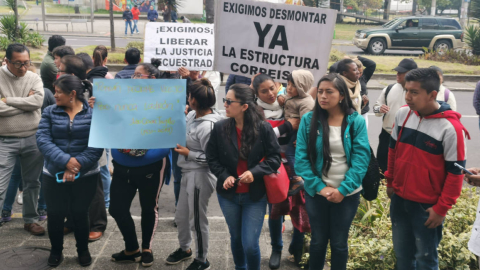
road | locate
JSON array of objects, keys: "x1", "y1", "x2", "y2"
[{"x1": 332, "y1": 44, "x2": 425, "y2": 56}]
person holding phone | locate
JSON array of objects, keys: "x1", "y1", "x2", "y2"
[{"x1": 36, "y1": 75, "x2": 103, "y2": 267}]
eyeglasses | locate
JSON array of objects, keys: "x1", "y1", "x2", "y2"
[
  {"x1": 9, "y1": 60, "x2": 31, "y2": 69},
  {"x1": 223, "y1": 98, "x2": 243, "y2": 106},
  {"x1": 131, "y1": 73, "x2": 151, "y2": 79}
]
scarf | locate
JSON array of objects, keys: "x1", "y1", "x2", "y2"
[
  {"x1": 257, "y1": 98, "x2": 283, "y2": 119},
  {"x1": 340, "y1": 75, "x2": 362, "y2": 113}
]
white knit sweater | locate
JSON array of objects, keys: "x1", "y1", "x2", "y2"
[{"x1": 0, "y1": 66, "x2": 44, "y2": 137}]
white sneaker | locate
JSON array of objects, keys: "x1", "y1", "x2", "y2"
[{"x1": 17, "y1": 193, "x2": 23, "y2": 205}]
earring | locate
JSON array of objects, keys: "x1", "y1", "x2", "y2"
[
  {"x1": 339, "y1": 100, "x2": 342, "y2": 104},
  {"x1": 70, "y1": 97, "x2": 73, "y2": 103}
]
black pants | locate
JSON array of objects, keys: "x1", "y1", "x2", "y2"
[
  {"x1": 64, "y1": 177, "x2": 107, "y2": 232},
  {"x1": 109, "y1": 159, "x2": 166, "y2": 251},
  {"x1": 43, "y1": 173, "x2": 99, "y2": 253},
  {"x1": 377, "y1": 128, "x2": 391, "y2": 174}
]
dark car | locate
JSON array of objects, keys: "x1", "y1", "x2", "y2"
[{"x1": 352, "y1": 16, "x2": 464, "y2": 55}]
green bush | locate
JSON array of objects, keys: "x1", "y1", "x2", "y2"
[
  {"x1": 329, "y1": 48, "x2": 345, "y2": 62},
  {"x1": 126, "y1": 41, "x2": 144, "y2": 54},
  {"x1": 26, "y1": 32, "x2": 46, "y2": 48},
  {"x1": 421, "y1": 47, "x2": 480, "y2": 66},
  {"x1": 465, "y1": 25, "x2": 480, "y2": 56},
  {"x1": 302, "y1": 185, "x2": 480, "y2": 269},
  {"x1": 0, "y1": 16, "x2": 45, "y2": 50},
  {"x1": 0, "y1": 37, "x2": 10, "y2": 51},
  {"x1": 0, "y1": 14, "x2": 17, "y2": 40}
]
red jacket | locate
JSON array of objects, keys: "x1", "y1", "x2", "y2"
[
  {"x1": 131, "y1": 8, "x2": 140, "y2": 20},
  {"x1": 385, "y1": 103, "x2": 469, "y2": 216}
]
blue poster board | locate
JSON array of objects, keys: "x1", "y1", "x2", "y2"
[{"x1": 88, "y1": 79, "x2": 187, "y2": 149}]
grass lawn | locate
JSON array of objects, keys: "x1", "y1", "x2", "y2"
[
  {"x1": 22, "y1": 46, "x2": 479, "y2": 75},
  {"x1": 0, "y1": 5, "x2": 26, "y2": 13},
  {"x1": 46, "y1": 4, "x2": 91, "y2": 14}
]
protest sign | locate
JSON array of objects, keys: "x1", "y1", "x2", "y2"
[
  {"x1": 88, "y1": 79, "x2": 187, "y2": 149},
  {"x1": 214, "y1": 0, "x2": 337, "y2": 82},
  {"x1": 144, "y1": 22, "x2": 215, "y2": 71}
]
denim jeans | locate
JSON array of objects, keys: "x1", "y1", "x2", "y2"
[
  {"x1": 285, "y1": 132, "x2": 297, "y2": 178},
  {"x1": 171, "y1": 150, "x2": 182, "y2": 206},
  {"x1": 305, "y1": 192, "x2": 360, "y2": 270},
  {"x1": 132, "y1": 19, "x2": 139, "y2": 33},
  {"x1": 390, "y1": 194, "x2": 442, "y2": 270},
  {"x1": 217, "y1": 193, "x2": 267, "y2": 270},
  {"x1": 125, "y1": 20, "x2": 133, "y2": 34},
  {"x1": 100, "y1": 149, "x2": 111, "y2": 208}
]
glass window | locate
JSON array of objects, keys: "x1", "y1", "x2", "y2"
[
  {"x1": 422, "y1": 18, "x2": 439, "y2": 30},
  {"x1": 399, "y1": 19, "x2": 419, "y2": 29},
  {"x1": 440, "y1": 19, "x2": 461, "y2": 30}
]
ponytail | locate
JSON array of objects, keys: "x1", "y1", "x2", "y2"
[
  {"x1": 92, "y1": 45, "x2": 108, "y2": 67},
  {"x1": 188, "y1": 78, "x2": 216, "y2": 110}
]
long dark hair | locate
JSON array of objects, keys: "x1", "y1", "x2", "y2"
[
  {"x1": 225, "y1": 84, "x2": 265, "y2": 160},
  {"x1": 92, "y1": 45, "x2": 108, "y2": 67},
  {"x1": 307, "y1": 73, "x2": 354, "y2": 177},
  {"x1": 53, "y1": 74, "x2": 92, "y2": 102}
]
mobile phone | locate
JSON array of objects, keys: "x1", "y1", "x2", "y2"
[
  {"x1": 454, "y1": 163, "x2": 473, "y2": 175},
  {"x1": 235, "y1": 177, "x2": 241, "y2": 184}
]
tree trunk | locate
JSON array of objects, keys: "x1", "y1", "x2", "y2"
[
  {"x1": 412, "y1": 0, "x2": 417, "y2": 15},
  {"x1": 95, "y1": 0, "x2": 98, "y2": 12},
  {"x1": 14, "y1": 0, "x2": 18, "y2": 40},
  {"x1": 383, "y1": 0, "x2": 390, "y2": 20},
  {"x1": 109, "y1": 0, "x2": 115, "y2": 51},
  {"x1": 205, "y1": 0, "x2": 214, "y2": 23}
]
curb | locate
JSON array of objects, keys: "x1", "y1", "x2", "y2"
[
  {"x1": 368, "y1": 85, "x2": 475, "y2": 92},
  {"x1": 38, "y1": 32, "x2": 145, "y2": 40}
]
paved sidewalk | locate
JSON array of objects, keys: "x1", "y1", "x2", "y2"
[{"x1": 0, "y1": 216, "x2": 302, "y2": 270}]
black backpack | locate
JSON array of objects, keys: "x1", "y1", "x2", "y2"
[{"x1": 350, "y1": 121, "x2": 381, "y2": 201}]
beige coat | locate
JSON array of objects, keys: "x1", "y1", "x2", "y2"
[{"x1": 283, "y1": 70, "x2": 315, "y2": 120}]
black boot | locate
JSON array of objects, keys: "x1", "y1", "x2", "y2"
[
  {"x1": 78, "y1": 250, "x2": 92, "y2": 267},
  {"x1": 269, "y1": 250, "x2": 282, "y2": 269},
  {"x1": 48, "y1": 251, "x2": 64, "y2": 267}
]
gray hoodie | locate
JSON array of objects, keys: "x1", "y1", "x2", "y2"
[{"x1": 177, "y1": 109, "x2": 225, "y2": 171}]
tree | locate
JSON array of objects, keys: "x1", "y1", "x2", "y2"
[
  {"x1": 160, "y1": 0, "x2": 181, "y2": 22},
  {"x1": 5, "y1": 0, "x2": 18, "y2": 40},
  {"x1": 471, "y1": 0, "x2": 480, "y2": 21},
  {"x1": 205, "y1": 0, "x2": 214, "y2": 23},
  {"x1": 383, "y1": 0, "x2": 390, "y2": 20},
  {"x1": 109, "y1": 0, "x2": 115, "y2": 51}
]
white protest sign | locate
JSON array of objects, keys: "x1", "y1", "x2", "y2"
[
  {"x1": 214, "y1": 0, "x2": 337, "y2": 82},
  {"x1": 144, "y1": 23, "x2": 215, "y2": 71}
]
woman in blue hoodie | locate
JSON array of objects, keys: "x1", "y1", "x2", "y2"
[
  {"x1": 295, "y1": 73, "x2": 370, "y2": 269},
  {"x1": 36, "y1": 75, "x2": 103, "y2": 267},
  {"x1": 88, "y1": 63, "x2": 170, "y2": 268}
]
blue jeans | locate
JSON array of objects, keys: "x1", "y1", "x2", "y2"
[
  {"x1": 125, "y1": 20, "x2": 133, "y2": 34},
  {"x1": 305, "y1": 192, "x2": 360, "y2": 270},
  {"x1": 100, "y1": 149, "x2": 111, "y2": 208},
  {"x1": 132, "y1": 19, "x2": 139, "y2": 33},
  {"x1": 285, "y1": 132, "x2": 297, "y2": 178},
  {"x1": 3, "y1": 158, "x2": 46, "y2": 212},
  {"x1": 218, "y1": 193, "x2": 267, "y2": 270},
  {"x1": 171, "y1": 150, "x2": 182, "y2": 206},
  {"x1": 390, "y1": 194, "x2": 442, "y2": 270}
]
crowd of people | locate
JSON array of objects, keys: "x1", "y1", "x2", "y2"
[{"x1": 1, "y1": 32, "x2": 479, "y2": 270}]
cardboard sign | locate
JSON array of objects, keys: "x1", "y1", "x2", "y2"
[
  {"x1": 144, "y1": 22, "x2": 215, "y2": 71},
  {"x1": 214, "y1": 0, "x2": 337, "y2": 82},
  {"x1": 89, "y1": 79, "x2": 187, "y2": 149}
]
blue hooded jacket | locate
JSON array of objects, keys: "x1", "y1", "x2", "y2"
[{"x1": 36, "y1": 100, "x2": 103, "y2": 177}]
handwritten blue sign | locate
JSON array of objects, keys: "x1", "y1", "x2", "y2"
[{"x1": 88, "y1": 79, "x2": 187, "y2": 149}]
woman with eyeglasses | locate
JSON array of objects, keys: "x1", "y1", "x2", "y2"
[
  {"x1": 88, "y1": 63, "x2": 170, "y2": 267},
  {"x1": 36, "y1": 75, "x2": 102, "y2": 267},
  {"x1": 206, "y1": 84, "x2": 281, "y2": 270}
]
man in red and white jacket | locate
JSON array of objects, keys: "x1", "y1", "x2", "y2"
[
  {"x1": 385, "y1": 68, "x2": 469, "y2": 270},
  {"x1": 131, "y1": 5, "x2": 140, "y2": 34}
]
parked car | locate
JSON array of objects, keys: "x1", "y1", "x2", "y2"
[{"x1": 352, "y1": 16, "x2": 464, "y2": 55}]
